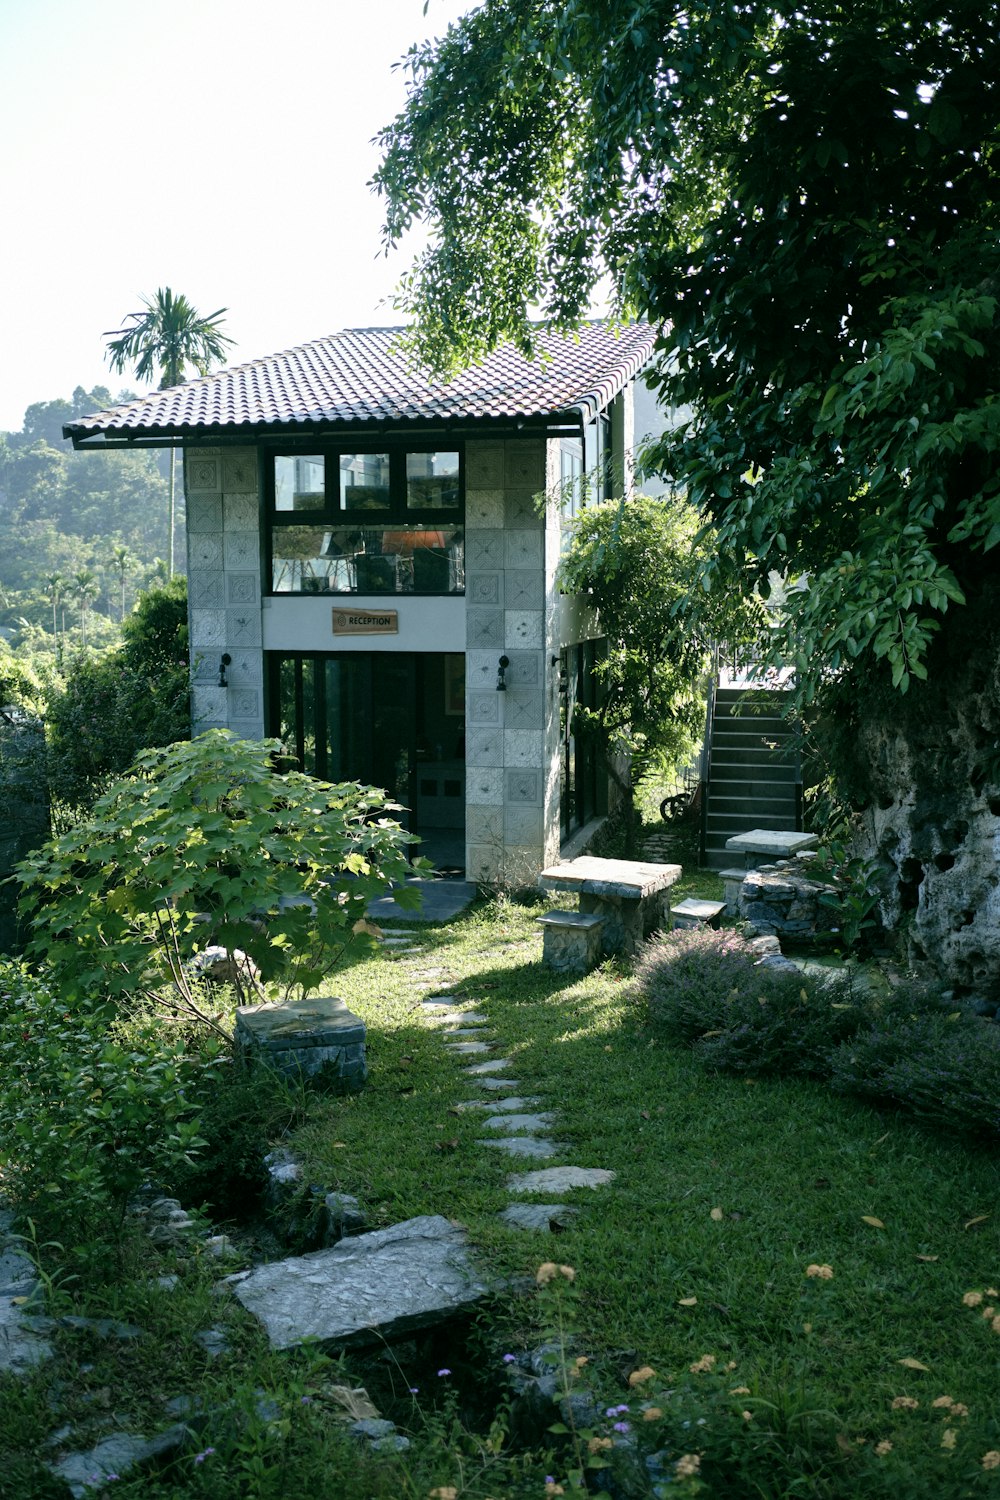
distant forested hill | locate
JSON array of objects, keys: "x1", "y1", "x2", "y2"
[{"x1": 0, "y1": 385, "x2": 177, "y2": 648}]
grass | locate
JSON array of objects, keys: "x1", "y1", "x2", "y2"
[{"x1": 4, "y1": 879, "x2": 1000, "y2": 1497}]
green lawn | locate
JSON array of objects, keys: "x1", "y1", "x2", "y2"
[{"x1": 4, "y1": 893, "x2": 1000, "y2": 1498}]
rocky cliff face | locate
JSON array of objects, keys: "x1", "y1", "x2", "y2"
[{"x1": 830, "y1": 581, "x2": 1000, "y2": 1002}]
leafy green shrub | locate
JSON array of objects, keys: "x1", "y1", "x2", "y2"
[
  {"x1": 635, "y1": 925, "x2": 765, "y2": 1043},
  {"x1": 0, "y1": 961, "x2": 223, "y2": 1251},
  {"x1": 639, "y1": 925, "x2": 866, "y2": 1077},
  {"x1": 829, "y1": 1009, "x2": 1000, "y2": 1138},
  {"x1": 17, "y1": 730, "x2": 419, "y2": 1015}
]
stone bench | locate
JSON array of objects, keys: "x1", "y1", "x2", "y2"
[
  {"x1": 671, "y1": 897, "x2": 726, "y2": 930},
  {"x1": 538, "y1": 857, "x2": 681, "y2": 958},
  {"x1": 236, "y1": 994, "x2": 367, "y2": 1092},
  {"x1": 537, "y1": 910, "x2": 605, "y2": 974},
  {"x1": 724, "y1": 828, "x2": 818, "y2": 870}
]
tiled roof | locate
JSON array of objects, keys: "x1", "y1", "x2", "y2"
[{"x1": 64, "y1": 322, "x2": 658, "y2": 444}]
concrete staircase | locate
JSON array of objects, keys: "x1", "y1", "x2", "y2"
[{"x1": 702, "y1": 686, "x2": 800, "y2": 869}]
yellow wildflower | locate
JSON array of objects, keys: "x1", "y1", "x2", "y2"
[
  {"x1": 992, "y1": 1315, "x2": 1000, "y2": 1335},
  {"x1": 891, "y1": 1396, "x2": 920, "y2": 1410},
  {"x1": 544, "y1": 1485, "x2": 565, "y2": 1498},
  {"x1": 951, "y1": 1403, "x2": 969, "y2": 1418},
  {"x1": 730, "y1": 1386, "x2": 751, "y2": 1396},
  {"x1": 558, "y1": 1264, "x2": 575, "y2": 1282},
  {"x1": 875, "y1": 1440, "x2": 893, "y2": 1456},
  {"x1": 429, "y1": 1490, "x2": 458, "y2": 1500},
  {"x1": 963, "y1": 1291, "x2": 984, "y2": 1307},
  {"x1": 689, "y1": 1354, "x2": 716, "y2": 1374},
  {"x1": 982, "y1": 1451, "x2": 1000, "y2": 1470},
  {"x1": 675, "y1": 1455, "x2": 701, "y2": 1478},
  {"x1": 643, "y1": 1407, "x2": 663, "y2": 1421},
  {"x1": 932, "y1": 1396, "x2": 955, "y2": 1409},
  {"x1": 942, "y1": 1428, "x2": 958, "y2": 1449},
  {"x1": 984, "y1": 1306, "x2": 996, "y2": 1319},
  {"x1": 536, "y1": 1262, "x2": 558, "y2": 1286},
  {"x1": 588, "y1": 1437, "x2": 613, "y2": 1454},
  {"x1": 628, "y1": 1366, "x2": 656, "y2": 1386},
  {"x1": 742, "y1": 1410, "x2": 754, "y2": 1422},
  {"x1": 710, "y1": 1206, "x2": 724, "y2": 1221},
  {"x1": 988, "y1": 1288, "x2": 1000, "y2": 1298},
  {"x1": 806, "y1": 1263, "x2": 834, "y2": 1279}
]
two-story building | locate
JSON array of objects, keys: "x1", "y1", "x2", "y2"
[{"x1": 65, "y1": 321, "x2": 659, "y2": 884}]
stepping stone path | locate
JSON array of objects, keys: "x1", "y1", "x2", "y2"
[{"x1": 416, "y1": 988, "x2": 616, "y2": 1231}]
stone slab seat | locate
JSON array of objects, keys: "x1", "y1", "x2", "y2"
[
  {"x1": 235, "y1": 994, "x2": 367, "y2": 1092},
  {"x1": 537, "y1": 909, "x2": 605, "y2": 974},
  {"x1": 537, "y1": 857, "x2": 682, "y2": 957},
  {"x1": 724, "y1": 829, "x2": 818, "y2": 870},
  {"x1": 671, "y1": 897, "x2": 726, "y2": 930}
]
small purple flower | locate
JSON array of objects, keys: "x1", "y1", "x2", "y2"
[
  {"x1": 194, "y1": 1447, "x2": 216, "y2": 1464},
  {"x1": 614, "y1": 1421, "x2": 632, "y2": 1434},
  {"x1": 437, "y1": 1367, "x2": 451, "y2": 1377},
  {"x1": 503, "y1": 1353, "x2": 516, "y2": 1363},
  {"x1": 605, "y1": 1403, "x2": 630, "y2": 1417},
  {"x1": 300, "y1": 1395, "x2": 313, "y2": 1404},
  {"x1": 409, "y1": 1385, "x2": 419, "y2": 1394}
]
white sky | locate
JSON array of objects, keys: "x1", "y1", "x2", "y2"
[{"x1": 0, "y1": 0, "x2": 477, "y2": 433}]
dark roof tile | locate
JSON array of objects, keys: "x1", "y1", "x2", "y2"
[{"x1": 64, "y1": 322, "x2": 657, "y2": 442}]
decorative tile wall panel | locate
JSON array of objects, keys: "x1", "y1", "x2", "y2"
[
  {"x1": 505, "y1": 530, "x2": 544, "y2": 570},
  {"x1": 190, "y1": 610, "x2": 226, "y2": 649},
  {"x1": 467, "y1": 768, "x2": 504, "y2": 806},
  {"x1": 224, "y1": 534, "x2": 259, "y2": 571},
  {"x1": 224, "y1": 495, "x2": 259, "y2": 531},
  {"x1": 466, "y1": 609, "x2": 504, "y2": 649},
  {"x1": 505, "y1": 611, "x2": 544, "y2": 650},
  {"x1": 467, "y1": 572, "x2": 503, "y2": 606},
  {"x1": 228, "y1": 716, "x2": 266, "y2": 740},
  {"x1": 466, "y1": 443, "x2": 505, "y2": 488},
  {"x1": 467, "y1": 844, "x2": 502, "y2": 882},
  {"x1": 504, "y1": 441, "x2": 545, "y2": 489},
  {"x1": 189, "y1": 573, "x2": 224, "y2": 608},
  {"x1": 229, "y1": 688, "x2": 260, "y2": 720},
  {"x1": 467, "y1": 692, "x2": 500, "y2": 725},
  {"x1": 186, "y1": 457, "x2": 220, "y2": 491},
  {"x1": 503, "y1": 729, "x2": 543, "y2": 766},
  {"x1": 466, "y1": 488, "x2": 505, "y2": 528},
  {"x1": 187, "y1": 495, "x2": 223, "y2": 530},
  {"x1": 503, "y1": 489, "x2": 544, "y2": 527},
  {"x1": 506, "y1": 769, "x2": 542, "y2": 806},
  {"x1": 467, "y1": 532, "x2": 504, "y2": 572},
  {"x1": 505, "y1": 651, "x2": 540, "y2": 687},
  {"x1": 504, "y1": 806, "x2": 544, "y2": 845},
  {"x1": 227, "y1": 651, "x2": 263, "y2": 686},
  {"x1": 505, "y1": 572, "x2": 544, "y2": 610},
  {"x1": 190, "y1": 535, "x2": 224, "y2": 572},
  {"x1": 222, "y1": 454, "x2": 257, "y2": 492},
  {"x1": 466, "y1": 806, "x2": 503, "y2": 843},
  {"x1": 504, "y1": 691, "x2": 544, "y2": 731},
  {"x1": 226, "y1": 572, "x2": 259, "y2": 604},
  {"x1": 466, "y1": 651, "x2": 500, "y2": 692},
  {"x1": 466, "y1": 728, "x2": 503, "y2": 766},
  {"x1": 226, "y1": 609, "x2": 262, "y2": 646}
]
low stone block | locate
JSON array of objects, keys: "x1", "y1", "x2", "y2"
[
  {"x1": 671, "y1": 898, "x2": 726, "y2": 930},
  {"x1": 236, "y1": 995, "x2": 367, "y2": 1092},
  {"x1": 227, "y1": 1215, "x2": 489, "y2": 1351},
  {"x1": 537, "y1": 910, "x2": 605, "y2": 974}
]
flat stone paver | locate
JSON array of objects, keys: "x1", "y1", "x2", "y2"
[
  {"x1": 0, "y1": 1238, "x2": 52, "y2": 1376},
  {"x1": 508, "y1": 1167, "x2": 616, "y2": 1194},
  {"x1": 470, "y1": 1077, "x2": 520, "y2": 1090},
  {"x1": 462, "y1": 1058, "x2": 511, "y2": 1074},
  {"x1": 444, "y1": 1027, "x2": 490, "y2": 1038},
  {"x1": 481, "y1": 1113, "x2": 555, "y2": 1133},
  {"x1": 228, "y1": 1215, "x2": 488, "y2": 1352},
  {"x1": 501, "y1": 1204, "x2": 580, "y2": 1232},
  {"x1": 455, "y1": 1096, "x2": 542, "y2": 1112},
  {"x1": 367, "y1": 877, "x2": 477, "y2": 923},
  {"x1": 444, "y1": 1040, "x2": 494, "y2": 1055},
  {"x1": 481, "y1": 1137, "x2": 562, "y2": 1158}
]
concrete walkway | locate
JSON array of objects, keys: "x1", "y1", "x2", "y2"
[{"x1": 367, "y1": 877, "x2": 477, "y2": 924}]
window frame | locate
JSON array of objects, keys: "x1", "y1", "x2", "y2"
[{"x1": 265, "y1": 442, "x2": 465, "y2": 596}]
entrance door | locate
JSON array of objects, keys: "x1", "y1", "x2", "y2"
[{"x1": 269, "y1": 652, "x2": 465, "y2": 872}]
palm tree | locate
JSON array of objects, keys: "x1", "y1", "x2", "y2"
[
  {"x1": 73, "y1": 569, "x2": 98, "y2": 648},
  {"x1": 108, "y1": 544, "x2": 132, "y2": 623},
  {"x1": 104, "y1": 289, "x2": 234, "y2": 577},
  {"x1": 45, "y1": 573, "x2": 64, "y2": 655}
]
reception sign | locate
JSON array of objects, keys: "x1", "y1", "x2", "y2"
[{"x1": 332, "y1": 608, "x2": 399, "y2": 636}]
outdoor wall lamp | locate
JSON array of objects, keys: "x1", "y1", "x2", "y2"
[
  {"x1": 496, "y1": 655, "x2": 510, "y2": 691},
  {"x1": 218, "y1": 653, "x2": 232, "y2": 688}
]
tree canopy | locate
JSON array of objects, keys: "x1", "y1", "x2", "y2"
[{"x1": 376, "y1": 0, "x2": 1000, "y2": 698}]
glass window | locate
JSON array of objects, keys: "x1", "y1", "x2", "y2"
[
  {"x1": 339, "y1": 453, "x2": 391, "y2": 510},
  {"x1": 274, "y1": 454, "x2": 324, "y2": 511},
  {"x1": 406, "y1": 451, "x2": 460, "y2": 510}
]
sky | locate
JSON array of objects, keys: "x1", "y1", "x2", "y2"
[{"x1": 0, "y1": 0, "x2": 477, "y2": 433}]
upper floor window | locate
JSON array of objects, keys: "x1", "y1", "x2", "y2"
[{"x1": 268, "y1": 447, "x2": 464, "y2": 595}]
